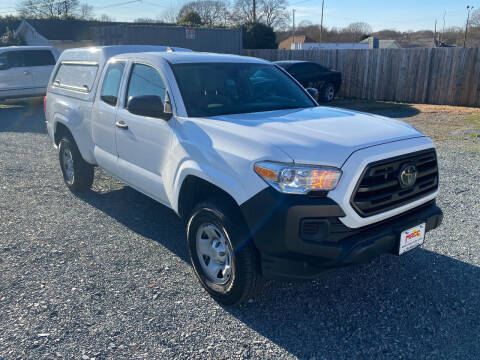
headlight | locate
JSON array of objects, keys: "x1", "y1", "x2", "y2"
[{"x1": 254, "y1": 161, "x2": 342, "y2": 194}]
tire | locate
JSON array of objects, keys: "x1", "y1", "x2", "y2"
[
  {"x1": 186, "y1": 200, "x2": 263, "y2": 305},
  {"x1": 320, "y1": 82, "x2": 335, "y2": 102},
  {"x1": 58, "y1": 134, "x2": 94, "y2": 193}
]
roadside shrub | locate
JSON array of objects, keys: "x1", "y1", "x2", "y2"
[
  {"x1": 0, "y1": 27, "x2": 25, "y2": 46},
  {"x1": 242, "y1": 22, "x2": 276, "y2": 49},
  {"x1": 177, "y1": 11, "x2": 203, "y2": 26}
]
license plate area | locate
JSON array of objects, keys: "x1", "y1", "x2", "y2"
[{"x1": 398, "y1": 223, "x2": 426, "y2": 255}]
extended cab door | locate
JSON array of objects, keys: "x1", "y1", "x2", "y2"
[
  {"x1": 92, "y1": 60, "x2": 126, "y2": 174},
  {"x1": 0, "y1": 51, "x2": 35, "y2": 98},
  {"x1": 114, "y1": 62, "x2": 173, "y2": 205}
]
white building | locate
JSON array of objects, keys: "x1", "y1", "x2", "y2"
[
  {"x1": 291, "y1": 37, "x2": 402, "y2": 50},
  {"x1": 292, "y1": 42, "x2": 369, "y2": 50},
  {"x1": 16, "y1": 19, "x2": 101, "y2": 52}
]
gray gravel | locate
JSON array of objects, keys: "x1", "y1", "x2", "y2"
[{"x1": 0, "y1": 100, "x2": 479, "y2": 359}]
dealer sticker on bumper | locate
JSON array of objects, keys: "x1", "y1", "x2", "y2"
[{"x1": 399, "y1": 223, "x2": 426, "y2": 255}]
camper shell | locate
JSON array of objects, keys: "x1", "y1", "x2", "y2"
[{"x1": 48, "y1": 45, "x2": 192, "y2": 101}]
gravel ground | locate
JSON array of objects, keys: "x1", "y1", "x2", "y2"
[{"x1": 0, "y1": 100, "x2": 479, "y2": 360}]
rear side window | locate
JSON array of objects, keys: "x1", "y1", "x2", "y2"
[
  {"x1": 126, "y1": 64, "x2": 166, "y2": 103},
  {"x1": 6, "y1": 51, "x2": 27, "y2": 67},
  {"x1": 26, "y1": 50, "x2": 56, "y2": 66},
  {"x1": 53, "y1": 62, "x2": 99, "y2": 92},
  {"x1": 291, "y1": 63, "x2": 320, "y2": 75},
  {"x1": 2, "y1": 50, "x2": 55, "y2": 68},
  {"x1": 317, "y1": 65, "x2": 329, "y2": 72},
  {"x1": 101, "y1": 62, "x2": 125, "y2": 106}
]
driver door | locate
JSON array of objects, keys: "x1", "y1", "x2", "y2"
[
  {"x1": 115, "y1": 63, "x2": 173, "y2": 205},
  {"x1": 0, "y1": 51, "x2": 35, "y2": 97}
]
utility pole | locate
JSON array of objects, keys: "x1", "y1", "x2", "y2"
[
  {"x1": 253, "y1": 0, "x2": 256, "y2": 22},
  {"x1": 320, "y1": 0, "x2": 325, "y2": 43},
  {"x1": 464, "y1": 5, "x2": 474, "y2": 48},
  {"x1": 434, "y1": 19, "x2": 437, "y2": 47},
  {"x1": 292, "y1": 9, "x2": 296, "y2": 49}
]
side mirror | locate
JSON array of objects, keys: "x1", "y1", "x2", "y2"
[
  {"x1": 306, "y1": 87, "x2": 319, "y2": 101},
  {"x1": 127, "y1": 94, "x2": 172, "y2": 120}
]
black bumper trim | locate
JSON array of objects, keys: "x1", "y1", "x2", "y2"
[{"x1": 240, "y1": 187, "x2": 443, "y2": 280}]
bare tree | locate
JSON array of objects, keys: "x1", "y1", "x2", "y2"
[
  {"x1": 134, "y1": 18, "x2": 158, "y2": 23},
  {"x1": 17, "y1": 0, "x2": 80, "y2": 19},
  {"x1": 158, "y1": 7, "x2": 179, "y2": 23},
  {"x1": 79, "y1": 1, "x2": 94, "y2": 19},
  {"x1": 232, "y1": 0, "x2": 289, "y2": 29},
  {"x1": 178, "y1": 0, "x2": 230, "y2": 26},
  {"x1": 343, "y1": 22, "x2": 373, "y2": 42},
  {"x1": 232, "y1": 0, "x2": 256, "y2": 24},
  {"x1": 98, "y1": 14, "x2": 115, "y2": 22},
  {"x1": 259, "y1": 0, "x2": 289, "y2": 30},
  {"x1": 470, "y1": 9, "x2": 480, "y2": 28}
]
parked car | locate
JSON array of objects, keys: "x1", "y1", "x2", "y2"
[
  {"x1": 45, "y1": 46, "x2": 442, "y2": 305},
  {"x1": 274, "y1": 60, "x2": 341, "y2": 102},
  {"x1": 0, "y1": 46, "x2": 59, "y2": 101}
]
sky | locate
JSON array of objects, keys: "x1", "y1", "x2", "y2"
[{"x1": 0, "y1": 0, "x2": 477, "y2": 32}]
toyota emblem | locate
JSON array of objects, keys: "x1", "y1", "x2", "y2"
[{"x1": 399, "y1": 164, "x2": 418, "y2": 188}]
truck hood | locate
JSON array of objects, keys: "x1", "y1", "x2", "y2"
[{"x1": 210, "y1": 106, "x2": 423, "y2": 167}]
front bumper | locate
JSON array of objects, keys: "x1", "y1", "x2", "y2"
[{"x1": 240, "y1": 187, "x2": 443, "y2": 280}]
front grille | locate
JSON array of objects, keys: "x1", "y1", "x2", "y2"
[{"x1": 351, "y1": 149, "x2": 438, "y2": 217}]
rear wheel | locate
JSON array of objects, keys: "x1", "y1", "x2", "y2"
[
  {"x1": 320, "y1": 82, "x2": 336, "y2": 102},
  {"x1": 58, "y1": 135, "x2": 94, "y2": 193},
  {"x1": 186, "y1": 201, "x2": 263, "y2": 305}
]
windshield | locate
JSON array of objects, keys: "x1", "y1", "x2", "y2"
[{"x1": 171, "y1": 62, "x2": 316, "y2": 117}]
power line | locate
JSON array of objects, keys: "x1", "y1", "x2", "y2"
[
  {"x1": 142, "y1": 1, "x2": 171, "y2": 9},
  {"x1": 96, "y1": 0, "x2": 142, "y2": 11}
]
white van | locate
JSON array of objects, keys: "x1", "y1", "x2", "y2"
[
  {"x1": 0, "y1": 46, "x2": 59, "y2": 100},
  {"x1": 46, "y1": 46, "x2": 443, "y2": 305}
]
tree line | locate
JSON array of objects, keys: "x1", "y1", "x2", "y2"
[
  {"x1": 279, "y1": 10, "x2": 480, "y2": 48},
  {"x1": 3, "y1": 0, "x2": 480, "y2": 48}
]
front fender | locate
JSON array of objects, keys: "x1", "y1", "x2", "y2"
[{"x1": 168, "y1": 158, "x2": 267, "y2": 215}]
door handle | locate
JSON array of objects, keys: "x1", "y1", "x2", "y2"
[
  {"x1": 115, "y1": 121, "x2": 128, "y2": 130},
  {"x1": 23, "y1": 71, "x2": 30, "y2": 75}
]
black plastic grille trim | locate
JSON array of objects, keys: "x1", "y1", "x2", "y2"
[{"x1": 350, "y1": 149, "x2": 439, "y2": 217}]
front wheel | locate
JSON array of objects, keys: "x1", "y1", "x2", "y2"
[
  {"x1": 58, "y1": 135, "x2": 94, "y2": 193},
  {"x1": 320, "y1": 82, "x2": 336, "y2": 102},
  {"x1": 186, "y1": 201, "x2": 263, "y2": 305}
]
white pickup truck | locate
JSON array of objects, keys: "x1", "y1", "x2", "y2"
[
  {"x1": 0, "y1": 46, "x2": 59, "y2": 100},
  {"x1": 45, "y1": 46, "x2": 443, "y2": 304}
]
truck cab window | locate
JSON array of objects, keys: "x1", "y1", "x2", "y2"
[
  {"x1": 126, "y1": 64, "x2": 166, "y2": 105},
  {"x1": 6, "y1": 51, "x2": 27, "y2": 68},
  {"x1": 26, "y1": 50, "x2": 56, "y2": 67},
  {"x1": 100, "y1": 62, "x2": 125, "y2": 106}
]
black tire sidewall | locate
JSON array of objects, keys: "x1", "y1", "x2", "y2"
[
  {"x1": 58, "y1": 135, "x2": 92, "y2": 192},
  {"x1": 188, "y1": 208, "x2": 236, "y2": 294},
  {"x1": 322, "y1": 83, "x2": 335, "y2": 102},
  {"x1": 187, "y1": 203, "x2": 257, "y2": 304},
  {"x1": 59, "y1": 137, "x2": 75, "y2": 190}
]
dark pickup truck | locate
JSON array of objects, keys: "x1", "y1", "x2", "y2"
[{"x1": 275, "y1": 60, "x2": 342, "y2": 102}]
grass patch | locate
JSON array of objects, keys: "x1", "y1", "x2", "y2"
[{"x1": 466, "y1": 113, "x2": 480, "y2": 126}]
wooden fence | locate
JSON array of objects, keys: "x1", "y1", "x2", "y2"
[{"x1": 243, "y1": 48, "x2": 480, "y2": 107}]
